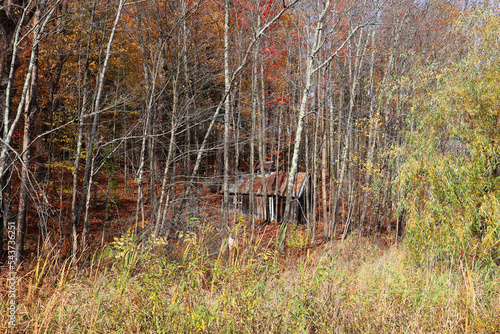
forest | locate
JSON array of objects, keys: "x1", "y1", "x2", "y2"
[{"x1": 1, "y1": 0, "x2": 500, "y2": 332}]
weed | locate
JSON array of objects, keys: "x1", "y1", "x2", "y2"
[{"x1": 2, "y1": 229, "x2": 499, "y2": 333}]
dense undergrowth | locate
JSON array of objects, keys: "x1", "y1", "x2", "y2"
[
  {"x1": 399, "y1": 10, "x2": 500, "y2": 267},
  {"x1": 1, "y1": 224, "x2": 499, "y2": 333}
]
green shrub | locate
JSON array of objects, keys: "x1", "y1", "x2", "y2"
[{"x1": 399, "y1": 9, "x2": 500, "y2": 266}]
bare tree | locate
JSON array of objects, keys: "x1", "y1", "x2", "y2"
[
  {"x1": 280, "y1": 0, "x2": 385, "y2": 250},
  {"x1": 173, "y1": 1, "x2": 298, "y2": 228},
  {"x1": 0, "y1": 0, "x2": 60, "y2": 267},
  {"x1": 71, "y1": 0, "x2": 125, "y2": 259}
]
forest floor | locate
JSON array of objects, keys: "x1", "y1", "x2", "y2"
[
  {"x1": 7, "y1": 163, "x2": 338, "y2": 266},
  {"x1": 5, "y1": 159, "x2": 400, "y2": 266}
]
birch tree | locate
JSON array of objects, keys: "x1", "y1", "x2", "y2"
[
  {"x1": 173, "y1": 0, "x2": 299, "y2": 228},
  {"x1": 71, "y1": 0, "x2": 125, "y2": 259},
  {"x1": 0, "y1": 0, "x2": 60, "y2": 266},
  {"x1": 280, "y1": 0, "x2": 385, "y2": 249},
  {"x1": 222, "y1": 0, "x2": 231, "y2": 224}
]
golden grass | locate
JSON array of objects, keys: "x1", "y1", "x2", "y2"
[{"x1": 1, "y1": 226, "x2": 499, "y2": 333}]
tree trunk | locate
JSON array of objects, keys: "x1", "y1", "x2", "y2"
[
  {"x1": 222, "y1": 0, "x2": 231, "y2": 224},
  {"x1": 331, "y1": 27, "x2": 368, "y2": 240},
  {"x1": 249, "y1": 48, "x2": 257, "y2": 229},
  {"x1": 280, "y1": 0, "x2": 333, "y2": 251},
  {"x1": 14, "y1": 0, "x2": 56, "y2": 267},
  {"x1": 71, "y1": 0, "x2": 125, "y2": 260},
  {"x1": 320, "y1": 75, "x2": 328, "y2": 240},
  {"x1": 258, "y1": 61, "x2": 269, "y2": 223}
]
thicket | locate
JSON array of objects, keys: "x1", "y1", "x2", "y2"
[{"x1": 400, "y1": 10, "x2": 500, "y2": 267}]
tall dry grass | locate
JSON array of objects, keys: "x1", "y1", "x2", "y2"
[{"x1": 1, "y1": 225, "x2": 499, "y2": 333}]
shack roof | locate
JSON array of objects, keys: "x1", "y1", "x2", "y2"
[
  {"x1": 228, "y1": 172, "x2": 309, "y2": 198},
  {"x1": 256, "y1": 160, "x2": 275, "y2": 172}
]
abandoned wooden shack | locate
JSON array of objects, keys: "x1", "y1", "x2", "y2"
[{"x1": 227, "y1": 171, "x2": 311, "y2": 224}]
